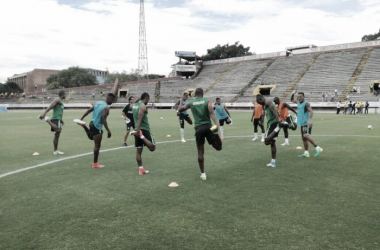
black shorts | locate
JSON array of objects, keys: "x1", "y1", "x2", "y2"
[
  {"x1": 178, "y1": 113, "x2": 192, "y2": 128},
  {"x1": 253, "y1": 118, "x2": 263, "y2": 127},
  {"x1": 89, "y1": 121, "x2": 103, "y2": 136},
  {"x1": 219, "y1": 117, "x2": 232, "y2": 126},
  {"x1": 50, "y1": 119, "x2": 62, "y2": 132},
  {"x1": 195, "y1": 123, "x2": 215, "y2": 146},
  {"x1": 300, "y1": 125, "x2": 312, "y2": 137},
  {"x1": 135, "y1": 129, "x2": 155, "y2": 148},
  {"x1": 266, "y1": 123, "x2": 279, "y2": 140},
  {"x1": 126, "y1": 121, "x2": 135, "y2": 131}
]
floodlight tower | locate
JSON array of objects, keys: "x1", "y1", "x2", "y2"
[{"x1": 138, "y1": 0, "x2": 149, "y2": 80}]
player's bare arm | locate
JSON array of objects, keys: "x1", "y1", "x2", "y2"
[
  {"x1": 173, "y1": 100, "x2": 180, "y2": 110},
  {"x1": 102, "y1": 106, "x2": 111, "y2": 138},
  {"x1": 290, "y1": 90, "x2": 297, "y2": 103},
  {"x1": 267, "y1": 100, "x2": 280, "y2": 123},
  {"x1": 224, "y1": 104, "x2": 231, "y2": 117},
  {"x1": 251, "y1": 108, "x2": 255, "y2": 122},
  {"x1": 283, "y1": 103, "x2": 297, "y2": 115},
  {"x1": 80, "y1": 106, "x2": 94, "y2": 120},
  {"x1": 178, "y1": 95, "x2": 190, "y2": 112},
  {"x1": 306, "y1": 103, "x2": 313, "y2": 127},
  {"x1": 208, "y1": 101, "x2": 219, "y2": 127},
  {"x1": 39, "y1": 98, "x2": 59, "y2": 119}
]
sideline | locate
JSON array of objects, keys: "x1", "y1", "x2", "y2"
[{"x1": 1, "y1": 135, "x2": 379, "y2": 179}]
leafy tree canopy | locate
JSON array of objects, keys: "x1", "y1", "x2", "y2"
[
  {"x1": 105, "y1": 69, "x2": 165, "y2": 84},
  {"x1": 0, "y1": 81, "x2": 23, "y2": 93},
  {"x1": 362, "y1": 29, "x2": 380, "y2": 41},
  {"x1": 46, "y1": 67, "x2": 98, "y2": 90},
  {"x1": 202, "y1": 41, "x2": 254, "y2": 61}
]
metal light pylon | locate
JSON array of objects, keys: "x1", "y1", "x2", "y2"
[{"x1": 138, "y1": 0, "x2": 149, "y2": 80}]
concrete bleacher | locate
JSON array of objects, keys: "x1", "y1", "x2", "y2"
[
  {"x1": 159, "y1": 63, "x2": 236, "y2": 102},
  {"x1": 120, "y1": 82, "x2": 156, "y2": 101},
  {"x1": 237, "y1": 54, "x2": 314, "y2": 102},
  {"x1": 296, "y1": 49, "x2": 366, "y2": 102},
  {"x1": 351, "y1": 47, "x2": 380, "y2": 102},
  {"x1": 205, "y1": 59, "x2": 271, "y2": 101}
]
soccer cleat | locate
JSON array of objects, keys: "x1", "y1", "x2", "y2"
[
  {"x1": 53, "y1": 150, "x2": 64, "y2": 155},
  {"x1": 314, "y1": 148, "x2": 323, "y2": 157},
  {"x1": 92, "y1": 163, "x2": 104, "y2": 168},
  {"x1": 281, "y1": 142, "x2": 289, "y2": 146},
  {"x1": 181, "y1": 138, "x2": 186, "y2": 143},
  {"x1": 261, "y1": 138, "x2": 265, "y2": 142},
  {"x1": 298, "y1": 153, "x2": 310, "y2": 158},
  {"x1": 252, "y1": 137, "x2": 258, "y2": 141},
  {"x1": 200, "y1": 174, "x2": 207, "y2": 180},
  {"x1": 210, "y1": 125, "x2": 218, "y2": 133},
  {"x1": 123, "y1": 142, "x2": 128, "y2": 146},
  {"x1": 73, "y1": 119, "x2": 86, "y2": 127},
  {"x1": 266, "y1": 162, "x2": 277, "y2": 168},
  {"x1": 139, "y1": 167, "x2": 149, "y2": 175}
]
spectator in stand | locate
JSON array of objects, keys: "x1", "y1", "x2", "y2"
[
  {"x1": 369, "y1": 83, "x2": 373, "y2": 93},
  {"x1": 334, "y1": 88, "x2": 338, "y2": 97},
  {"x1": 348, "y1": 101, "x2": 352, "y2": 114},
  {"x1": 352, "y1": 86, "x2": 357, "y2": 92},
  {"x1": 330, "y1": 93, "x2": 335, "y2": 102},
  {"x1": 11, "y1": 92, "x2": 14, "y2": 98},
  {"x1": 365, "y1": 101, "x2": 369, "y2": 114},
  {"x1": 92, "y1": 91, "x2": 95, "y2": 99},
  {"x1": 322, "y1": 92, "x2": 326, "y2": 102},
  {"x1": 357, "y1": 86, "x2": 361, "y2": 95},
  {"x1": 336, "y1": 101, "x2": 341, "y2": 115}
]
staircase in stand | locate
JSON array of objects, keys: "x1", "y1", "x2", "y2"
[
  {"x1": 204, "y1": 63, "x2": 240, "y2": 95},
  {"x1": 280, "y1": 53, "x2": 320, "y2": 100},
  {"x1": 230, "y1": 59, "x2": 276, "y2": 103},
  {"x1": 155, "y1": 81, "x2": 161, "y2": 103},
  {"x1": 339, "y1": 47, "x2": 373, "y2": 102}
]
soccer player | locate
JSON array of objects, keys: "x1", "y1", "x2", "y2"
[
  {"x1": 256, "y1": 95, "x2": 282, "y2": 168},
  {"x1": 178, "y1": 88, "x2": 222, "y2": 180},
  {"x1": 130, "y1": 92, "x2": 156, "y2": 175},
  {"x1": 214, "y1": 97, "x2": 232, "y2": 140},
  {"x1": 365, "y1": 101, "x2": 369, "y2": 114},
  {"x1": 121, "y1": 96, "x2": 135, "y2": 146},
  {"x1": 250, "y1": 101, "x2": 265, "y2": 142},
  {"x1": 173, "y1": 92, "x2": 193, "y2": 142},
  {"x1": 273, "y1": 97, "x2": 297, "y2": 146},
  {"x1": 75, "y1": 93, "x2": 116, "y2": 168},
  {"x1": 290, "y1": 90, "x2": 323, "y2": 157},
  {"x1": 38, "y1": 90, "x2": 66, "y2": 155}
]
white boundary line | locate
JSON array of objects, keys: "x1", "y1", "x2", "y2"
[{"x1": 1, "y1": 135, "x2": 379, "y2": 179}]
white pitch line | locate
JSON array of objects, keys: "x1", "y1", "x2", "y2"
[{"x1": 0, "y1": 134, "x2": 379, "y2": 179}]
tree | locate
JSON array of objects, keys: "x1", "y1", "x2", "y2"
[
  {"x1": 362, "y1": 29, "x2": 380, "y2": 42},
  {"x1": 0, "y1": 81, "x2": 23, "y2": 93},
  {"x1": 46, "y1": 67, "x2": 98, "y2": 90},
  {"x1": 104, "y1": 69, "x2": 165, "y2": 84},
  {"x1": 202, "y1": 41, "x2": 254, "y2": 61}
]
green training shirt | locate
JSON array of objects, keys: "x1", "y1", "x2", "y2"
[
  {"x1": 265, "y1": 101, "x2": 277, "y2": 127},
  {"x1": 132, "y1": 102, "x2": 150, "y2": 131},
  {"x1": 189, "y1": 97, "x2": 210, "y2": 128},
  {"x1": 51, "y1": 98, "x2": 64, "y2": 120}
]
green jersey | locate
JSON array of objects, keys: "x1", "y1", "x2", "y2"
[
  {"x1": 265, "y1": 101, "x2": 277, "y2": 127},
  {"x1": 189, "y1": 98, "x2": 210, "y2": 128},
  {"x1": 133, "y1": 102, "x2": 150, "y2": 131},
  {"x1": 51, "y1": 98, "x2": 64, "y2": 120}
]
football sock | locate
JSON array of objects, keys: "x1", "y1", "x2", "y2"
[
  {"x1": 200, "y1": 172, "x2": 206, "y2": 177},
  {"x1": 285, "y1": 138, "x2": 289, "y2": 143},
  {"x1": 139, "y1": 166, "x2": 143, "y2": 169},
  {"x1": 254, "y1": 133, "x2": 257, "y2": 138},
  {"x1": 220, "y1": 126, "x2": 224, "y2": 137},
  {"x1": 305, "y1": 151, "x2": 309, "y2": 154},
  {"x1": 274, "y1": 126, "x2": 280, "y2": 133},
  {"x1": 271, "y1": 159, "x2": 276, "y2": 163},
  {"x1": 261, "y1": 133, "x2": 265, "y2": 138},
  {"x1": 316, "y1": 146, "x2": 321, "y2": 150},
  {"x1": 180, "y1": 128, "x2": 185, "y2": 139}
]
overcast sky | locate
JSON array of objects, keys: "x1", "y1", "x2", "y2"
[{"x1": 0, "y1": 0, "x2": 379, "y2": 82}]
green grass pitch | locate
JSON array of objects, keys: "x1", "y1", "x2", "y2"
[{"x1": 0, "y1": 109, "x2": 380, "y2": 250}]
